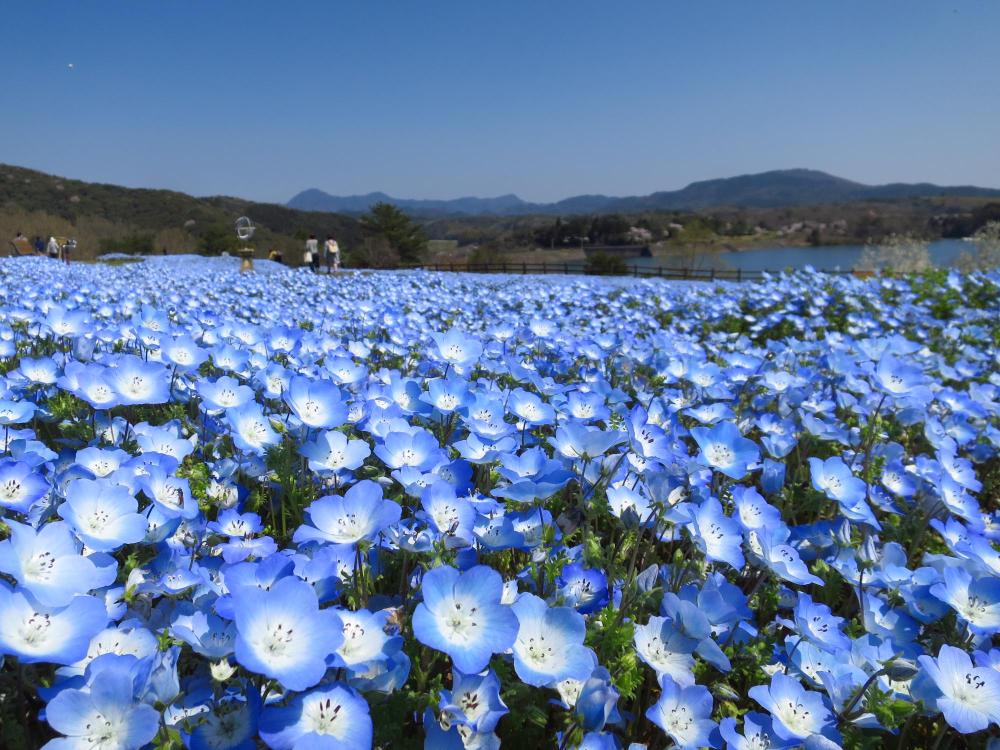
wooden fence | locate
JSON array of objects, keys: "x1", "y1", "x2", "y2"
[{"x1": 398, "y1": 262, "x2": 858, "y2": 282}]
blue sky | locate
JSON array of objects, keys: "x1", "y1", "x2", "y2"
[{"x1": 2, "y1": 1, "x2": 998, "y2": 203}]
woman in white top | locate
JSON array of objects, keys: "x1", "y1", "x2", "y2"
[
  {"x1": 304, "y1": 234, "x2": 319, "y2": 272},
  {"x1": 324, "y1": 236, "x2": 340, "y2": 273}
]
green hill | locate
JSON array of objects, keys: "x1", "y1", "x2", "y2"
[{"x1": 0, "y1": 164, "x2": 361, "y2": 261}]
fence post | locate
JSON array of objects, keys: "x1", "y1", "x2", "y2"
[
  {"x1": 502, "y1": 262, "x2": 507, "y2": 274},
  {"x1": 564, "y1": 263, "x2": 569, "y2": 274},
  {"x1": 449, "y1": 263, "x2": 454, "y2": 272},
  {"x1": 710, "y1": 268, "x2": 716, "y2": 281},
  {"x1": 682, "y1": 267, "x2": 689, "y2": 280},
  {"x1": 542, "y1": 261, "x2": 547, "y2": 274},
  {"x1": 737, "y1": 268, "x2": 742, "y2": 282}
]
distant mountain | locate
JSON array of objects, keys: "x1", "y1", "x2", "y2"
[
  {"x1": 289, "y1": 169, "x2": 1000, "y2": 216},
  {"x1": 288, "y1": 189, "x2": 532, "y2": 216}
]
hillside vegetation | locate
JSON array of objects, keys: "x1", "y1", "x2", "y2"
[{"x1": 0, "y1": 164, "x2": 361, "y2": 261}]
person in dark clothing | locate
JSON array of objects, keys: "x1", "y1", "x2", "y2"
[{"x1": 33, "y1": 236, "x2": 45, "y2": 254}]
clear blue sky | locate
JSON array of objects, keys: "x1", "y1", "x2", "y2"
[{"x1": 2, "y1": 1, "x2": 998, "y2": 203}]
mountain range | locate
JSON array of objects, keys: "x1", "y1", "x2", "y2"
[{"x1": 288, "y1": 169, "x2": 1000, "y2": 217}]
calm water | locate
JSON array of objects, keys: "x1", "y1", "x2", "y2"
[{"x1": 629, "y1": 238, "x2": 970, "y2": 273}]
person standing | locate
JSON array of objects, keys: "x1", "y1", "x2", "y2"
[
  {"x1": 46, "y1": 236, "x2": 60, "y2": 259},
  {"x1": 304, "y1": 234, "x2": 319, "y2": 272},
  {"x1": 323, "y1": 235, "x2": 340, "y2": 273},
  {"x1": 33, "y1": 236, "x2": 45, "y2": 254}
]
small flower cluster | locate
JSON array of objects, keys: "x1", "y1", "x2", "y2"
[{"x1": 0, "y1": 255, "x2": 998, "y2": 749}]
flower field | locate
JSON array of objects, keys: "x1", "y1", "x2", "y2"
[{"x1": 0, "y1": 255, "x2": 999, "y2": 750}]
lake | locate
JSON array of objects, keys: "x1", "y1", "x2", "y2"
[{"x1": 629, "y1": 238, "x2": 971, "y2": 273}]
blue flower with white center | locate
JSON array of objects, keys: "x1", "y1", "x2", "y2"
[
  {"x1": 43, "y1": 654, "x2": 160, "y2": 750},
  {"x1": 431, "y1": 329, "x2": 483, "y2": 369},
  {"x1": 551, "y1": 422, "x2": 625, "y2": 461},
  {"x1": 808, "y1": 456, "x2": 866, "y2": 507},
  {"x1": 0, "y1": 588, "x2": 107, "y2": 665},
  {"x1": 375, "y1": 427, "x2": 444, "y2": 471},
  {"x1": 58, "y1": 478, "x2": 148, "y2": 553},
  {"x1": 0, "y1": 460, "x2": 49, "y2": 513},
  {"x1": 688, "y1": 497, "x2": 745, "y2": 570},
  {"x1": 645, "y1": 675, "x2": 716, "y2": 749},
  {"x1": 748, "y1": 672, "x2": 834, "y2": 742},
  {"x1": 731, "y1": 485, "x2": 782, "y2": 531},
  {"x1": 916, "y1": 644, "x2": 1000, "y2": 734},
  {"x1": 690, "y1": 421, "x2": 760, "y2": 480},
  {"x1": 284, "y1": 375, "x2": 348, "y2": 429},
  {"x1": 719, "y1": 712, "x2": 795, "y2": 750},
  {"x1": 419, "y1": 481, "x2": 478, "y2": 548},
  {"x1": 138, "y1": 466, "x2": 199, "y2": 520},
  {"x1": 439, "y1": 668, "x2": 508, "y2": 734},
  {"x1": 793, "y1": 593, "x2": 852, "y2": 653},
  {"x1": 930, "y1": 566, "x2": 1000, "y2": 636},
  {"x1": 104, "y1": 355, "x2": 170, "y2": 405},
  {"x1": 197, "y1": 375, "x2": 255, "y2": 411},
  {"x1": 293, "y1": 479, "x2": 401, "y2": 546},
  {"x1": 0, "y1": 520, "x2": 114, "y2": 607},
  {"x1": 188, "y1": 689, "x2": 260, "y2": 750},
  {"x1": 556, "y1": 561, "x2": 609, "y2": 614},
  {"x1": 510, "y1": 593, "x2": 595, "y2": 687},
  {"x1": 170, "y1": 606, "x2": 237, "y2": 659},
  {"x1": 226, "y1": 403, "x2": 280, "y2": 456},
  {"x1": 259, "y1": 682, "x2": 373, "y2": 750},
  {"x1": 300, "y1": 429, "x2": 371, "y2": 475},
  {"x1": 229, "y1": 575, "x2": 344, "y2": 691},
  {"x1": 412, "y1": 565, "x2": 518, "y2": 674},
  {"x1": 633, "y1": 616, "x2": 697, "y2": 685},
  {"x1": 331, "y1": 608, "x2": 391, "y2": 671}
]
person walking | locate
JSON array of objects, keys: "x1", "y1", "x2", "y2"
[
  {"x1": 46, "y1": 236, "x2": 60, "y2": 259},
  {"x1": 33, "y1": 236, "x2": 45, "y2": 255},
  {"x1": 303, "y1": 234, "x2": 319, "y2": 272},
  {"x1": 323, "y1": 235, "x2": 340, "y2": 273}
]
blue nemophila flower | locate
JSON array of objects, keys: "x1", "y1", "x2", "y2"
[
  {"x1": 58, "y1": 478, "x2": 148, "y2": 553},
  {"x1": 439, "y1": 668, "x2": 508, "y2": 734},
  {"x1": 793, "y1": 593, "x2": 852, "y2": 652},
  {"x1": 259, "y1": 682, "x2": 372, "y2": 750},
  {"x1": 634, "y1": 615, "x2": 697, "y2": 685},
  {"x1": 230, "y1": 575, "x2": 344, "y2": 690},
  {"x1": 431, "y1": 329, "x2": 484, "y2": 368},
  {"x1": 105, "y1": 355, "x2": 171, "y2": 405},
  {"x1": 138, "y1": 466, "x2": 199, "y2": 520},
  {"x1": 189, "y1": 690, "x2": 260, "y2": 750},
  {"x1": 412, "y1": 565, "x2": 517, "y2": 674},
  {"x1": 556, "y1": 561, "x2": 609, "y2": 614},
  {"x1": 226, "y1": 403, "x2": 281, "y2": 456},
  {"x1": 930, "y1": 566, "x2": 1000, "y2": 636},
  {"x1": 197, "y1": 375, "x2": 256, "y2": 411},
  {"x1": 551, "y1": 422, "x2": 625, "y2": 461},
  {"x1": 748, "y1": 672, "x2": 834, "y2": 742},
  {"x1": 331, "y1": 608, "x2": 392, "y2": 670},
  {"x1": 300, "y1": 429, "x2": 371, "y2": 475},
  {"x1": 0, "y1": 520, "x2": 114, "y2": 606},
  {"x1": 0, "y1": 399, "x2": 37, "y2": 425},
  {"x1": 43, "y1": 654, "x2": 160, "y2": 750},
  {"x1": 645, "y1": 674, "x2": 716, "y2": 749},
  {"x1": 690, "y1": 421, "x2": 760, "y2": 479},
  {"x1": 284, "y1": 375, "x2": 348, "y2": 429},
  {"x1": 0, "y1": 588, "x2": 107, "y2": 665},
  {"x1": 575, "y1": 666, "x2": 622, "y2": 733},
  {"x1": 808, "y1": 456, "x2": 866, "y2": 507},
  {"x1": 917, "y1": 644, "x2": 1000, "y2": 734},
  {"x1": 293, "y1": 480, "x2": 401, "y2": 546},
  {"x1": 689, "y1": 497, "x2": 745, "y2": 570},
  {"x1": 511, "y1": 593, "x2": 595, "y2": 686},
  {"x1": 0, "y1": 460, "x2": 49, "y2": 513},
  {"x1": 719, "y1": 712, "x2": 795, "y2": 750},
  {"x1": 375, "y1": 427, "x2": 443, "y2": 471}
]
